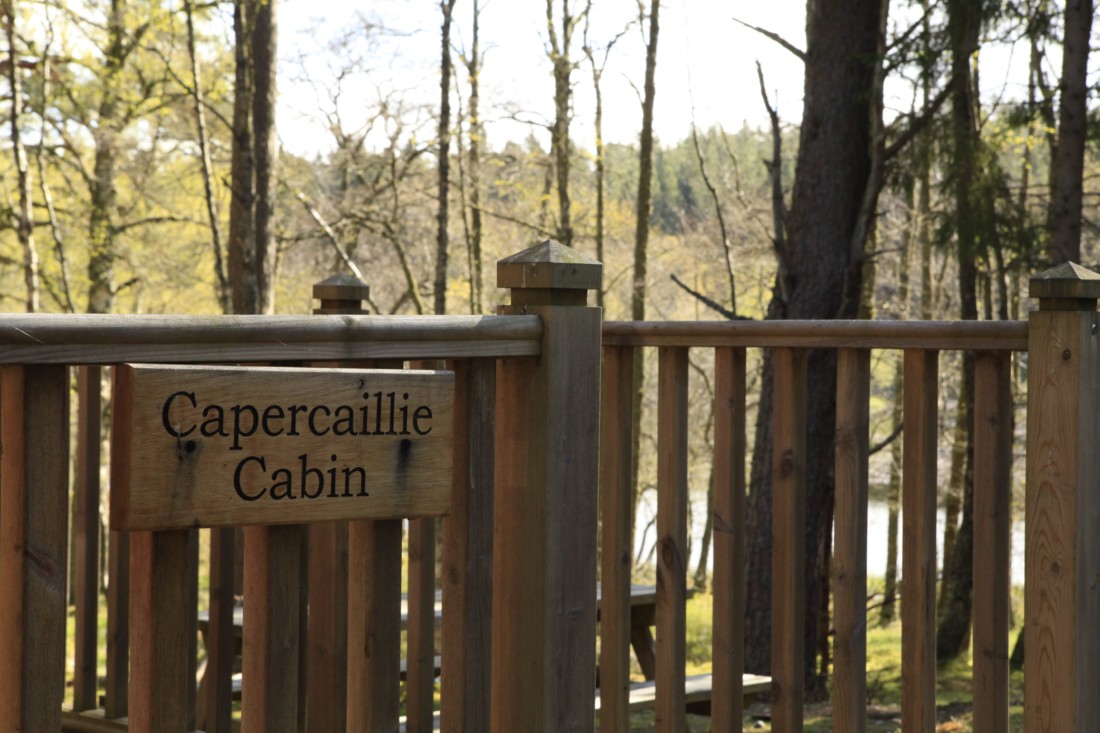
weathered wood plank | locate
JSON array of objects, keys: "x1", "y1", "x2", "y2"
[
  {"x1": 1025, "y1": 304, "x2": 1100, "y2": 732},
  {"x1": 710, "y1": 347, "x2": 747, "y2": 733},
  {"x1": 104, "y1": 529, "x2": 130, "y2": 719},
  {"x1": 129, "y1": 530, "x2": 191, "y2": 732},
  {"x1": 346, "y1": 519, "x2": 402, "y2": 733},
  {"x1": 599, "y1": 346, "x2": 635, "y2": 733},
  {"x1": 440, "y1": 358, "x2": 495, "y2": 733},
  {"x1": 242, "y1": 524, "x2": 303, "y2": 733},
  {"x1": 832, "y1": 349, "x2": 870, "y2": 733},
  {"x1": 406, "y1": 517, "x2": 436, "y2": 733},
  {"x1": 0, "y1": 313, "x2": 542, "y2": 364},
  {"x1": 74, "y1": 365, "x2": 102, "y2": 712},
  {"x1": 656, "y1": 346, "x2": 689, "y2": 733},
  {"x1": 602, "y1": 319, "x2": 1027, "y2": 351},
  {"x1": 771, "y1": 348, "x2": 807, "y2": 733},
  {"x1": 491, "y1": 303, "x2": 601, "y2": 732},
  {"x1": 972, "y1": 351, "x2": 1011, "y2": 733},
  {"x1": 0, "y1": 365, "x2": 70, "y2": 731},
  {"x1": 200, "y1": 527, "x2": 238, "y2": 733},
  {"x1": 902, "y1": 349, "x2": 939, "y2": 733}
]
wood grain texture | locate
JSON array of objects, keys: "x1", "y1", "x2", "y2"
[
  {"x1": 129, "y1": 530, "x2": 191, "y2": 732},
  {"x1": 656, "y1": 347, "x2": 689, "y2": 733},
  {"x1": 440, "y1": 359, "x2": 495, "y2": 733},
  {"x1": 710, "y1": 347, "x2": 747, "y2": 733},
  {"x1": 0, "y1": 313, "x2": 542, "y2": 364},
  {"x1": 771, "y1": 348, "x2": 807, "y2": 733},
  {"x1": 110, "y1": 365, "x2": 454, "y2": 530},
  {"x1": 201, "y1": 527, "x2": 239, "y2": 733},
  {"x1": 406, "y1": 517, "x2": 436, "y2": 733},
  {"x1": 972, "y1": 351, "x2": 1011, "y2": 733},
  {"x1": 0, "y1": 365, "x2": 70, "y2": 732},
  {"x1": 491, "y1": 304, "x2": 601, "y2": 733},
  {"x1": 1025, "y1": 309, "x2": 1100, "y2": 732},
  {"x1": 902, "y1": 349, "x2": 938, "y2": 733},
  {"x1": 599, "y1": 346, "x2": 635, "y2": 733},
  {"x1": 242, "y1": 524, "x2": 303, "y2": 733},
  {"x1": 602, "y1": 319, "x2": 1027, "y2": 351},
  {"x1": 73, "y1": 365, "x2": 103, "y2": 712},
  {"x1": 832, "y1": 349, "x2": 870, "y2": 733},
  {"x1": 346, "y1": 518, "x2": 402, "y2": 733},
  {"x1": 104, "y1": 529, "x2": 130, "y2": 719}
]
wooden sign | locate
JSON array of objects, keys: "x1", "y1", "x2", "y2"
[{"x1": 110, "y1": 364, "x2": 454, "y2": 530}]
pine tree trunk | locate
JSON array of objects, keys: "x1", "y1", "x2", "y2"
[
  {"x1": 434, "y1": 0, "x2": 457, "y2": 316},
  {"x1": 250, "y1": 0, "x2": 278, "y2": 314},
  {"x1": 228, "y1": 0, "x2": 256, "y2": 315}
]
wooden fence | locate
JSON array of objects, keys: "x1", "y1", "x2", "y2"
[{"x1": 0, "y1": 244, "x2": 1097, "y2": 732}]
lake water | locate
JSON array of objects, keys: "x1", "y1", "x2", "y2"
[{"x1": 633, "y1": 497, "x2": 1026, "y2": 586}]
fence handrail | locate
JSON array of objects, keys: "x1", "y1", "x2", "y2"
[
  {"x1": 0, "y1": 313, "x2": 543, "y2": 364},
  {"x1": 603, "y1": 318, "x2": 1027, "y2": 351}
]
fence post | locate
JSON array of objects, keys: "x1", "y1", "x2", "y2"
[
  {"x1": 491, "y1": 239, "x2": 603, "y2": 731},
  {"x1": 1025, "y1": 262, "x2": 1100, "y2": 732}
]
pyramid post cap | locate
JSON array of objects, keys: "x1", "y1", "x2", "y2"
[
  {"x1": 313, "y1": 273, "x2": 371, "y2": 302},
  {"x1": 497, "y1": 239, "x2": 602, "y2": 291},
  {"x1": 1028, "y1": 262, "x2": 1100, "y2": 301}
]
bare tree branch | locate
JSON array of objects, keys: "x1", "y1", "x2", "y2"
[
  {"x1": 733, "y1": 17, "x2": 805, "y2": 61},
  {"x1": 669, "y1": 273, "x2": 751, "y2": 321}
]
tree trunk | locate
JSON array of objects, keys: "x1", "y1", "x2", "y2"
[
  {"x1": 546, "y1": 0, "x2": 576, "y2": 248},
  {"x1": 465, "y1": 1, "x2": 483, "y2": 314},
  {"x1": 4, "y1": 0, "x2": 39, "y2": 313},
  {"x1": 1047, "y1": 0, "x2": 1092, "y2": 264},
  {"x1": 435, "y1": 0, "x2": 457, "y2": 316},
  {"x1": 184, "y1": 0, "x2": 229, "y2": 314},
  {"x1": 630, "y1": 0, "x2": 659, "y2": 528},
  {"x1": 744, "y1": 0, "x2": 883, "y2": 697},
  {"x1": 250, "y1": 0, "x2": 277, "y2": 314},
  {"x1": 228, "y1": 0, "x2": 256, "y2": 315}
]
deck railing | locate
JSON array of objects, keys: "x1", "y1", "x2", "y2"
[{"x1": 0, "y1": 244, "x2": 1097, "y2": 733}]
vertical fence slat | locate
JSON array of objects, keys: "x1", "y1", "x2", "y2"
[
  {"x1": 656, "y1": 346, "x2": 689, "y2": 733},
  {"x1": 104, "y1": 529, "x2": 130, "y2": 718},
  {"x1": 306, "y1": 521, "x2": 348, "y2": 733},
  {"x1": 599, "y1": 345, "x2": 635, "y2": 733},
  {"x1": 441, "y1": 357, "x2": 495, "y2": 733},
  {"x1": 771, "y1": 347, "x2": 806, "y2": 733},
  {"x1": 0, "y1": 365, "x2": 69, "y2": 730},
  {"x1": 833, "y1": 348, "x2": 870, "y2": 733},
  {"x1": 73, "y1": 365, "x2": 102, "y2": 712},
  {"x1": 711, "y1": 346, "x2": 747, "y2": 732},
  {"x1": 406, "y1": 517, "x2": 437, "y2": 732},
  {"x1": 902, "y1": 348, "x2": 938, "y2": 733},
  {"x1": 346, "y1": 519, "x2": 402, "y2": 732},
  {"x1": 972, "y1": 350, "x2": 1011, "y2": 733},
  {"x1": 1025, "y1": 270, "x2": 1100, "y2": 733},
  {"x1": 243, "y1": 524, "x2": 303, "y2": 733},
  {"x1": 201, "y1": 526, "x2": 238, "y2": 733},
  {"x1": 130, "y1": 530, "x2": 191, "y2": 731}
]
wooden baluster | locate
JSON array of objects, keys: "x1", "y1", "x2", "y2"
[
  {"x1": 1025, "y1": 264, "x2": 1100, "y2": 732},
  {"x1": 771, "y1": 347, "x2": 806, "y2": 733},
  {"x1": 832, "y1": 348, "x2": 870, "y2": 733},
  {"x1": 441, "y1": 358, "x2": 495, "y2": 733},
  {"x1": 491, "y1": 240, "x2": 602, "y2": 731},
  {"x1": 902, "y1": 348, "x2": 938, "y2": 733},
  {"x1": 130, "y1": 530, "x2": 192, "y2": 731},
  {"x1": 599, "y1": 345, "x2": 635, "y2": 733},
  {"x1": 243, "y1": 524, "x2": 303, "y2": 733},
  {"x1": 306, "y1": 275, "x2": 369, "y2": 733},
  {"x1": 73, "y1": 365, "x2": 102, "y2": 713},
  {"x1": 972, "y1": 350, "x2": 1011, "y2": 733},
  {"x1": 655, "y1": 346, "x2": 689, "y2": 733},
  {"x1": 710, "y1": 347, "x2": 747, "y2": 732},
  {"x1": 0, "y1": 365, "x2": 70, "y2": 730},
  {"x1": 347, "y1": 519, "x2": 402, "y2": 732},
  {"x1": 201, "y1": 526, "x2": 238, "y2": 733},
  {"x1": 406, "y1": 357, "x2": 440, "y2": 733},
  {"x1": 104, "y1": 527, "x2": 130, "y2": 719}
]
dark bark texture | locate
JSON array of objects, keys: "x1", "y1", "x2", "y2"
[{"x1": 744, "y1": 0, "x2": 881, "y2": 697}]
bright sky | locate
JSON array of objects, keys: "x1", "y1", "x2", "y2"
[
  {"x1": 277, "y1": 0, "x2": 1049, "y2": 158},
  {"x1": 277, "y1": 0, "x2": 808, "y2": 157}
]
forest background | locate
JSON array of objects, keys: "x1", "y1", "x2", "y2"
[{"x1": 1, "y1": 0, "x2": 1097, "y2": 698}]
